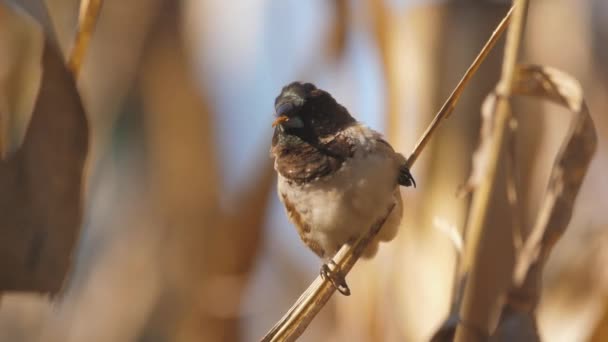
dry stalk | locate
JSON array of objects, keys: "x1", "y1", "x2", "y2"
[
  {"x1": 67, "y1": 0, "x2": 103, "y2": 77},
  {"x1": 459, "y1": 0, "x2": 527, "y2": 274},
  {"x1": 454, "y1": 1, "x2": 529, "y2": 341},
  {"x1": 261, "y1": 6, "x2": 514, "y2": 342}
]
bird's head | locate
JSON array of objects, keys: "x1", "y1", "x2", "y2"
[{"x1": 272, "y1": 82, "x2": 355, "y2": 141}]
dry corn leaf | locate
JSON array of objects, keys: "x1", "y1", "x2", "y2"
[
  {"x1": 490, "y1": 64, "x2": 597, "y2": 341},
  {"x1": 2, "y1": 0, "x2": 57, "y2": 42},
  {"x1": 0, "y1": 3, "x2": 88, "y2": 293},
  {"x1": 0, "y1": 4, "x2": 43, "y2": 160},
  {"x1": 433, "y1": 63, "x2": 597, "y2": 342}
]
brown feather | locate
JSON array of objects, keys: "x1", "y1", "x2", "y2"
[{"x1": 272, "y1": 131, "x2": 354, "y2": 184}]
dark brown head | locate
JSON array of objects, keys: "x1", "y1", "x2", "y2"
[{"x1": 272, "y1": 82, "x2": 355, "y2": 144}]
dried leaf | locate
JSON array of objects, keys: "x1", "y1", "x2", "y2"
[
  {"x1": 2, "y1": 0, "x2": 57, "y2": 42},
  {"x1": 0, "y1": 14, "x2": 88, "y2": 293},
  {"x1": 0, "y1": 4, "x2": 43, "y2": 159},
  {"x1": 510, "y1": 64, "x2": 597, "y2": 285},
  {"x1": 491, "y1": 64, "x2": 597, "y2": 341}
]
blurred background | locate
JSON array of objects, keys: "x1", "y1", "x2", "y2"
[{"x1": 0, "y1": 0, "x2": 607, "y2": 341}]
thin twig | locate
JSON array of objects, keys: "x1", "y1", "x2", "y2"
[
  {"x1": 67, "y1": 0, "x2": 104, "y2": 78},
  {"x1": 454, "y1": 1, "x2": 529, "y2": 341},
  {"x1": 405, "y1": 5, "x2": 514, "y2": 169},
  {"x1": 261, "y1": 6, "x2": 514, "y2": 342}
]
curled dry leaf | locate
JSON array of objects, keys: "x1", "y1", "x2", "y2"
[
  {"x1": 510, "y1": 64, "x2": 597, "y2": 286},
  {"x1": 0, "y1": 5, "x2": 43, "y2": 159},
  {"x1": 2, "y1": 0, "x2": 58, "y2": 43},
  {"x1": 434, "y1": 63, "x2": 597, "y2": 342},
  {"x1": 491, "y1": 64, "x2": 597, "y2": 341},
  {"x1": 0, "y1": 4, "x2": 88, "y2": 293}
]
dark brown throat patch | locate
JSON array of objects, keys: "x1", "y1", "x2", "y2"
[{"x1": 271, "y1": 129, "x2": 354, "y2": 184}]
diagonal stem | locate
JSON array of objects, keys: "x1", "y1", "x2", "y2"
[
  {"x1": 261, "y1": 6, "x2": 515, "y2": 342},
  {"x1": 454, "y1": 1, "x2": 530, "y2": 341},
  {"x1": 405, "y1": 6, "x2": 514, "y2": 169},
  {"x1": 67, "y1": 0, "x2": 104, "y2": 78}
]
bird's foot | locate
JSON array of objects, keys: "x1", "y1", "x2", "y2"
[
  {"x1": 320, "y1": 261, "x2": 350, "y2": 296},
  {"x1": 398, "y1": 165, "x2": 416, "y2": 188}
]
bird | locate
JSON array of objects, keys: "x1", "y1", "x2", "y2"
[{"x1": 270, "y1": 82, "x2": 415, "y2": 295}]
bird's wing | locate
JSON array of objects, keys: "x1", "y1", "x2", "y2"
[{"x1": 364, "y1": 129, "x2": 415, "y2": 187}]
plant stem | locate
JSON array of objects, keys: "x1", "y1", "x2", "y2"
[
  {"x1": 67, "y1": 0, "x2": 104, "y2": 78},
  {"x1": 261, "y1": 6, "x2": 515, "y2": 341},
  {"x1": 454, "y1": 1, "x2": 529, "y2": 341},
  {"x1": 405, "y1": 6, "x2": 514, "y2": 169}
]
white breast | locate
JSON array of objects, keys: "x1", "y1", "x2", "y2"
[{"x1": 277, "y1": 124, "x2": 403, "y2": 258}]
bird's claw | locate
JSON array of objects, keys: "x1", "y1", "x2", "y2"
[
  {"x1": 398, "y1": 165, "x2": 416, "y2": 188},
  {"x1": 320, "y1": 262, "x2": 350, "y2": 296}
]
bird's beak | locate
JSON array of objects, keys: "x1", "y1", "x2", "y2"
[
  {"x1": 272, "y1": 115, "x2": 290, "y2": 128},
  {"x1": 272, "y1": 115, "x2": 304, "y2": 128}
]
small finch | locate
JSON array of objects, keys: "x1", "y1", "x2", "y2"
[{"x1": 270, "y1": 82, "x2": 415, "y2": 295}]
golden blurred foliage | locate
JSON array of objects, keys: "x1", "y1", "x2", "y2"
[{"x1": 1, "y1": 0, "x2": 607, "y2": 341}]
